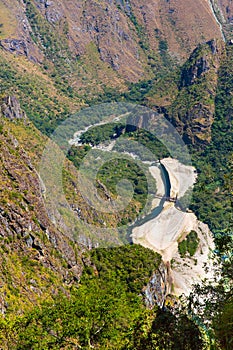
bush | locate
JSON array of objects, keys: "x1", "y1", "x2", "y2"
[{"x1": 178, "y1": 230, "x2": 199, "y2": 257}]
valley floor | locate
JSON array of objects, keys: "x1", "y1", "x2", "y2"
[{"x1": 132, "y1": 158, "x2": 215, "y2": 295}]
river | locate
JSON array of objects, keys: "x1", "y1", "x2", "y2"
[
  {"x1": 128, "y1": 163, "x2": 171, "y2": 232},
  {"x1": 69, "y1": 128, "x2": 214, "y2": 296}
]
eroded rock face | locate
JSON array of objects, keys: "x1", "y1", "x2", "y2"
[
  {"x1": 180, "y1": 40, "x2": 223, "y2": 87},
  {"x1": 168, "y1": 39, "x2": 225, "y2": 146},
  {"x1": 0, "y1": 3, "x2": 43, "y2": 62},
  {"x1": 143, "y1": 261, "x2": 170, "y2": 308},
  {"x1": 35, "y1": 0, "x2": 64, "y2": 23},
  {"x1": 0, "y1": 39, "x2": 28, "y2": 56},
  {"x1": 180, "y1": 56, "x2": 210, "y2": 87},
  {"x1": 1, "y1": 96, "x2": 26, "y2": 120}
]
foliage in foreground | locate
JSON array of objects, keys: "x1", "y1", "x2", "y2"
[
  {"x1": 0, "y1": 245, "x2": 205, "y2": 350},
  {"x1": 188, "y1": 231, "x2": 233, "y2": 350}
]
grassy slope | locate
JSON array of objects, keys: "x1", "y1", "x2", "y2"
[{"x1": 0, "y1": 118, "x2": 73, "y2": 315}]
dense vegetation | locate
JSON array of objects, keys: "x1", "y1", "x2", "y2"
[
  {"x1": 0, "y1": 53, "x2": 76, "y2": 135},
  {"x1": 183, "y1": 43, "x2": 233, "y2": 345},
  {"x1": 0, "y1": 245, "x2": 205, "y2": 349},
  {"x1": 178, "y1": 230, "x2": 199, "y2": 258},
  {"x1": 189, "y1": 45, "x2": 233, "y2": 233}
]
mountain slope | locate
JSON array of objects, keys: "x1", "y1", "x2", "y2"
[
  {"x1": 0, "y1": 0, "x2": 224, "y2": 85},
  {"x1": 0, "y1": 2, "x2": 232, "y2": 349},
  {"x1": 0, "y1": 99, "x2": 88, "y2": 314},
  {"x1": 167, "y1": 39, "x2": 225, "y2": 145}
]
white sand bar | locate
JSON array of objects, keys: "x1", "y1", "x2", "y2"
[
  {"x1": 132, "y1": 157, "x2": 214, "y2": 296},
  {"x1": 161, "y1": 157, "x2": 197, "y2": 198}
]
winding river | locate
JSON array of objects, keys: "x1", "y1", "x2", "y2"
[{"x1": 70, "y1": 128, "x2": 215, "y2": 296}]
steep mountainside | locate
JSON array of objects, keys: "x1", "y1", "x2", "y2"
[
  {"x1": 0, "y1": 103, "x2": 171, "y2": 349},
  {"x1": 0, "y1": 0, "x2": 231, "y2": 139},
  {"x1": 0, "y1": 1, "x2": 232, "y2": 349},
  {"x1": 167, "y1": 39, "x2": 225, "y2": 145},
  {"x1": 0, "y1": 0, "x2": 224, "y2": 85},
  {"x1": 0, "y1": 97, "x2": 89, "y2": 313}
]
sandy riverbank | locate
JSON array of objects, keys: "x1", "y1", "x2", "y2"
[
  {"x1": 160, "y1": 158, "x2": 197, "y2": 198},
  {"x1": 131, "y1": 157, "x2": 214, "y2": 296}
]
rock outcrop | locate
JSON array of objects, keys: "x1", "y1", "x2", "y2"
[
  {"x1": 143, "y1": 261, "x2": 171, "y2": 308},
  {"x1": 0, "y1": 39, "x2": 29, "y2": 56},
  {"x1": 167, "y1": 39, "x2": 225, "y2": 146},
  {"x1": 1, "y1": 96, "x2": 26, "y2": 120}
]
